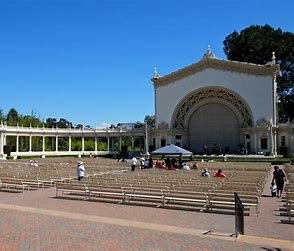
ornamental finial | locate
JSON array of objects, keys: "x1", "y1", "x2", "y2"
[
  {"x1": 203, "y1": 45, "x2": 216, "y2": 59},
  {"x1": 272, "y1": 51, "x2": 276, "y2": 64},
  {"x1": 153, "y1": 66, "x2": 160, "y2": 79}
]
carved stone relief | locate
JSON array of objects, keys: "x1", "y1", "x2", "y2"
[
  {"x1": 173, "y1": 87, "x2": 253, "y2": 129},
  {"x1": 158, "y1": 121, "x2": 169, "y2": 129}
]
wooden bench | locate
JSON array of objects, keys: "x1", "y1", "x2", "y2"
[
  {"x1": 0, "y1": 178, "x2": 29, "y2": 192},
  {"x1": 163, "y1": 190, "x2": 208, "y2": 208},
  {"x1": 122, "y1": 187, "x2": 165, "y2": 205},
  {"x1": 56, "y1": 183, "x2": 89, "y2": 199},
  {"x1": 51, "y1": 176, "x2": 71, "y2": 183},
  {"x1": 89, "y1": 185, "x2": 124, "y2": 200},
  {"x1": 37, "y1": 178, "x2": 55, "y2": 187},
  {"x1": 22, "y1": 179, "x2": 44, "y2": 189},
  {"x1": 207, "y1": 193, "x2": 259, "y2": 215}
]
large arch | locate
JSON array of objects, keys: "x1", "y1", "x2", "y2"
[
  {"x1": 188, "y1": 102, "x2": 240, "y2": 153},
  {"x1": 171, "y1": 87, "x2": 253, "y2": 153}
]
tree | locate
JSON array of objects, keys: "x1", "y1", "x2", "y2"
[
  {"x1": 6, "y1": 108, "x2": 19, "y2": 125},
  {"x1": 0, "y1": 108, "x2": 4, "y2": 122},
  {"x1": 74, "y1": 124, "x2": 83, "y2": 129},
  {"x1": 46, "y1": 117, "x2": 57, "y2": 128},
  {"x1": 20, "y1": 115, "x2": 43, "y2": 127},
  {"x1": 144, "y1": 115, "x2": 156, "y2": 128},
  {"x1": 223, "y1": 24, "x2": 294, "y2": 122},
  {"x1": 57, "y1": 118, "x2": 73, "y2": 128},
  {"x1": 134, "y1": 121, "x2": 144, "y2": 128}
]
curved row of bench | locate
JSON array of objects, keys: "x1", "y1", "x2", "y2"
[
  {"x1": 55, "y1": 182, "x2": 259, "y2": 215},
  {"x1": 0, "y1": 158, "x2": 270, "y2": 215}
]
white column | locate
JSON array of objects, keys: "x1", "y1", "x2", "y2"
[
  {"x1": 16, "y1": 135, "x2": 19, "y2": 152},
  {"x1": 273, "y1": 129, "x2": 277, "y2": 156},
  {"x1": 29, "y1": 135, "x2": 32, "y2": 152},
  {"x1": 270, "y1": 124, "x2": 274, "y2": 155},
  {"x1": 94, "y1": 136, "x2": 98, "y2": 153},
  {"x1": 107, "y1": 137, "x2": 110, "y2": 151},
  {"x1": 69, "y1": 136, "x2": 72, "y2": 152},
  {"x1": 42, "y1": 136, "x2": 45, "y2": 152},
  {"x1": 55, "y1": 136, "x2": 58, "y2": 152},
  {"x1": 82, "y1": 137, "x2": 85, "y2": 152},
  {"x1": 253, "y1": 133, "x2": 257, "y2": 154},
  {"x1": 273, "y1": 71, "x2": 278, "y2": 156},
  {"x1": 145, "y1": 124, "x2": 149, "y2": 155},
  {"x1": 168, "y1": 133, "x2": 172, "y2": 145},
  {"x1": 0, "y1": 132, "x2": 4, "y2": 155}
]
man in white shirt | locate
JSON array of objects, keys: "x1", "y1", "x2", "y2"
[
  {"x1": 76, "y1": 161, "x2": 86, "y2": 181},
  {"x1": 131, "y1": 157, "x2": 137, "y2": 171}
]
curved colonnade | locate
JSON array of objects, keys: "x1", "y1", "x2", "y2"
[{"x1": 0, "y1": 123, "x2": 145, "y2": 158}]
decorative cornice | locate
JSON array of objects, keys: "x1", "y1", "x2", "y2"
[{"x1": 152, "y1": 57, "x2": 280, "y2": 86}]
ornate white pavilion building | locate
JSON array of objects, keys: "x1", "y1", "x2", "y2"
[{"x1": 150, "y1": 47, "x2": 294, "y2": 156}]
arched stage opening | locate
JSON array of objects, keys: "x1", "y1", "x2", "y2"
[
  {"x1": 171, "y1": 87, "x2": 253, "y2": 154},
  {"x1": 188, "y1": 103, "x2": 239, "y2": 154}
]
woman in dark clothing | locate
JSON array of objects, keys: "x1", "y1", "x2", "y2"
[{"x1": 271, "y1": 166, "x2": 287, "y2": 198}]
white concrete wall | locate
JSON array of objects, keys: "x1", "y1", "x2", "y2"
[{"x1": 156, "y1": 68, "x2": 273, "y2": 127}]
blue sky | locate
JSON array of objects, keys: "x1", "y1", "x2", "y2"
[{"x1": 0, "y1": 0, "x2": 293, "y2": 128}]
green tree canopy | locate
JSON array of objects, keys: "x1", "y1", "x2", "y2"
[
  {"x1": 144, "y1": 115, "x2": 156, "y2": 128},
  {"x1": 57, "y1": 118, "x2": 73, "y2": 128},
  {"x1": 134, "y1": 121, "x2": 144, "y2": 128},
  {"x1": 6, "y1": 108, "x2": 19, "y2": 125},
  {"x1": 46, "y1": 117, "x2": 57, "y2": 128},
  {"x1": 223, "y1": 24, "x2": 294, "y2": 122},
  {"x1": 0, "y1": 109, "x2": 4, "y2": 122}
]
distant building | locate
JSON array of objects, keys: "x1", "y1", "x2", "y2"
[{"x1": 118, "y1": 123, "x2": 134, "y2": 130}]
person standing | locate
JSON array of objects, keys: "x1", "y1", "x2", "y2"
[
  {"x1": 131, "y1": 157, "x2": 137, "y2": 171},
  {"x1": 76, "y1": 161, "x2": 86, "y2": 181},
  {"x1": 272, "y1": 166, "x2": 287, "y2": 198}
]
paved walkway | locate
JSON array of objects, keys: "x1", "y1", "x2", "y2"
[
  {"x1": 0, "y1": 165, "x2": 293, "y2": 250},
  {"x1": 245, "y1": 165, "x2": 293, "y2": 241}
]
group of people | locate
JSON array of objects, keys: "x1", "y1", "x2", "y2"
[
  {"x1": 130, "y1": 156, "x2": 196, "y2": 172},
  {"x1": 154, "y1": 157, "x2": 178, "y2": 170},
  {"x1": 201, "y1": 168, "x2": 226, "y2": 178},
  {"x1": 139, "y1": 156, "x2": 154, "y2": 169}
]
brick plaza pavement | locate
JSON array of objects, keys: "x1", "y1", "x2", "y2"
[{"x1": 0, "y1": 166, "x2": 293, "y2": 250}]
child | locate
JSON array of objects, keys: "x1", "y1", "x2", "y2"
[{"x1": 270, "y1": 182, "x2": 277, "y2": 197}]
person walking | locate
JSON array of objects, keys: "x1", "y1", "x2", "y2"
[
  {"x1": 76, "y1": 161, "x2": 86, "y2": 181},
  {"x1": 131, "y1": 157, "x2": 137, "y2": 171},
  {"x1": 271, "y1": 166, "x2": 287, "y2": 198}
]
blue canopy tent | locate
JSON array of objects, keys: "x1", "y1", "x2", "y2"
[{"x1": 151, "y1": 144, "x2": 193, "y2": 167}]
